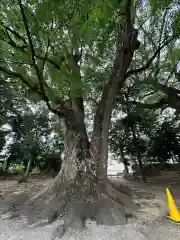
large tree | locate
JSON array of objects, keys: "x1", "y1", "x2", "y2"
[{"x1": 0, "y1": 0, "x2": 179, "y2": 238}]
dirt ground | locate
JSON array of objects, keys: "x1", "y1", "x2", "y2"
[{"x1": 0, "y1": 171, "x2": 180, "y2": 239}]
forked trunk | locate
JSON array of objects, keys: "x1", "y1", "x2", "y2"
[
  {"x1": 6, "y1": 120, "x2": 138, "y2": 239},
  {"x1": 4, "y1": 1, "x2": 141, "y2": 238}
]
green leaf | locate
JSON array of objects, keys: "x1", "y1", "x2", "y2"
[
  {"x1": 26, "y1": 89, "x2": 43, "y2": 103},
  {"x1": 172, "y1": 11, "x2": 180, "y2": 37},
  {"x1": 149, "y1": 0, "x2": 172, "y2": 14},
  {"x1": 50, "y1": 68, "x2": 61, "y2": 84},
  {"x1": 35, "y1": 2, "x2": 52, "y2": 23},
  {"x1": 169, "y1": 48, "x2": 180, "y2": 68},
  {"x1": 143, "y1": 92, "x2": 166, "y2": 104},
  {"x1": 0, "y1": 40, "x2": 11, "y2": 56},
  {"x1": 88, "y1": 55, "x2": 101, "y2": 65},
  {"x1": 13, "y1": 81, "x2": 27, "y2": 88}
]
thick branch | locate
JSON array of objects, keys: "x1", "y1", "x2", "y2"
[
  {"x1": 124, "y1": 0, "x2": 132, "y2": 24},
  {"x1": 157, "y1": 82, "x2": 180, "y2": 96},
  {"x1": 18, "y1": 0, "x2": 43, "y2": 80},
  {"x1": 130, "y1": 98, "x2": 168, "y2": 109},
  {"x1": 91, "y1": 0, "x2": 140, "y2": 177},
  {"x1": 0, "y1": 65, "x2": 74, "y2": 118},
  {"x1": 130, "y1": 82, "x2": 180, "y2": 111},
  {"x1": 5, "y1": 25, "x2": 27, "y2": 45},
  {"x1": 18, "y1": 0, "x2": 35, "y2": 59},
  {"x1": 0, "y1": 66, "x2": 59, "y2": 114},
  {"x1": 35, "y1": 54, "x2": 65, "y2": 70},
  {"x1": 126, "y1": 36, "x2": 175, "y2": 77},
  {"x1": 157, "y1": 83, "x2": 180, "y2": 111},
  {"x1": 93, "y1": 0, "x2": 137, "y2": 126},
  {"x1": 93, "y1": 0, "x2": 139, "y2": 132}
]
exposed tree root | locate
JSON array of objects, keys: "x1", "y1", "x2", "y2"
[
  {"x1": 3, "y1": 184, "x2": 42, "y2": 213},
  {"x1": 105, "y1": 179, "x2": 139, "y2": 216},
  {"x1": 17, "y1": 176, "x2": 28, "y2": 184},
  {"x1": 106, "y1": 178, "x2": 134, "y2": 198},
  {"x1": 4, "y1": 176, "x2": 139, "y2": 238}
]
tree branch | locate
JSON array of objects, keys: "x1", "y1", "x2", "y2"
[
  {"x1": 1, "y1": 13, "x2": 68, "y2": 117},
  {"x1": 0, "y1": 59, "x2": 32, "y2": 65},
  {"x1": 5, "y1": 25, "x2": 27, "y2": 45},
  {"x1": 91, "y1": 0, "x2": 140, "y2": 176},
  {"x1": 1, "y1": 22, "x2": 65, "y2": 70},
  {"x1": 3, "y1": 36, "x2": 65, "y2": 70},
  {"x1": 0, "y1": 65, "x2": 67, "y2": 115},
  {"x1": 40, "y1": 37, "x2": 50, "y2": 73},
  {"x1": 130, "y1": 82, "x2": 180, "y2": 112},
  {"x1": 126, "y1": 36, "x2": 175, "y2": 77},
  {"x1": 136, "y1": 16, "x2": 157, "y2": 49},
  {"x1": 130, "y1": 98, "x2": 168, "y2": 109},
  {"x1": 35, "y1": 53, "x2": 65, "y2": 70},
  {"x1": 0, "y1": 66, "x2": 34, "y2": 89},
  {"x1": 156, "y1": 82, "x2": 180, "y2": 96},
  {"x1": 4, "y1": 28, "x2": 27, "y2": 52},
  {"x1": 93, "y1": 0, "x2": 139, "y2": 132},
  {"x1": 18, "y1": 0, "x2": 53, "y2": 113}
]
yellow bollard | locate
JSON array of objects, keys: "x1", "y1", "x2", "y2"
[{"x1": 166, "y1": 188, "x2": 180, "y2": 223}]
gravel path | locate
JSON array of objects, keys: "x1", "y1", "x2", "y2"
[
  {"x1": 0, "y1": 212, "x2": 180, "y2": 240},
  {"x1": 1, "y1": 175, "x2": 180, "y2": 240},
  {"x1": 1, "y1": 198, "x2": 180, "y2": 240}
]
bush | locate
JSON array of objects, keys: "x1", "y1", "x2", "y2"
[{"x1": 15, "y1": 164, "x2": 25, "y2": 174}]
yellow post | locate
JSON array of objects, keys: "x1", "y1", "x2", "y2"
[{"x1": 166, "y1": 188, "x2": 180, "y2": 223}]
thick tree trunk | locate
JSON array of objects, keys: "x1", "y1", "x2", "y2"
[
  {"x1": 4, "y1": 2, "x2": 141, "y2": 238},
  {"x1": 5, "y1": 121, "x2": 138, "y2": 239},
  {"x1": 91, "y1": 16, "x2": 140, "y2": 179}
]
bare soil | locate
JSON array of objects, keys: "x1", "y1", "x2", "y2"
[
  {"x1": 0, "y1": 174, "x2": 51, "y2": 197},
  {"x1": 0, "y1": 171, "x2": 180, "y2": 240}
]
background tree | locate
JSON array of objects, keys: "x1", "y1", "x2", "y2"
[
  {"x1": 148, "y1": 120, "x2": 180, "y2": 164},
  {"x1": 109, "y1": 120, "x2": 131, "y2": 175},
  {"x1": 0, "y1": 87, "x2": 64, "y2": 178}
]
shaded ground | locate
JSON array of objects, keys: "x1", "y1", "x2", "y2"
[{"x1": 0, "y1": 171, "x2": 180, "y2": 239}]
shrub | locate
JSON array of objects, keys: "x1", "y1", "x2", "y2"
[{"x1": 15, "y1": 164, "x2": 25, "y2": 174}]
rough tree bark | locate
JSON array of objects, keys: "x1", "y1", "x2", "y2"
[{"x1": 3, "y1": 0, "x2": 141, "y2": 239}]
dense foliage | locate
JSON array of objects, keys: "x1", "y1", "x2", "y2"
[
  {"x1": 0, "y1": 80, "x2": 64, "y2": 175},
  {"x1": 0, "y1": 0, "x2": 180, "y2": 177}
]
